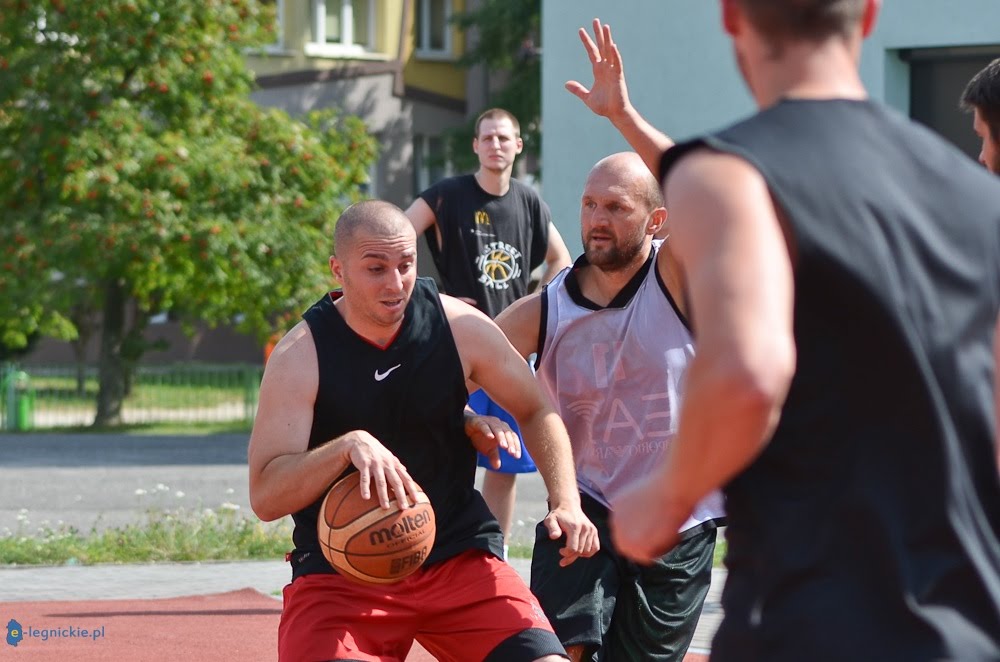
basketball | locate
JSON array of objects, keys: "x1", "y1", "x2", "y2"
[{"x1": 317, "y1": 471, "x2": 436, "y2": 584}]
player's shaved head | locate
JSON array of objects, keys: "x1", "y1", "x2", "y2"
[
  {"x1": 333, "y1": 200, "x2": 415, "y2": 256},
  {"x1": 588, "y1": 152, "x2": 664, "y2": 212}
]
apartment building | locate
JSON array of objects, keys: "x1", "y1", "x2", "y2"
[{"x1": 247, "y1": 0, "x2": 481, "y2": 208}]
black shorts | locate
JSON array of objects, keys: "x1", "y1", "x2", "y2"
[{"x1": 530, "y1": 492, "x2": 716, "y2": 661}]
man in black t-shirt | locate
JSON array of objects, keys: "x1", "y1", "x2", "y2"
[{"x1": 405, "y1": 109, "x2": 572, "y2": 555}]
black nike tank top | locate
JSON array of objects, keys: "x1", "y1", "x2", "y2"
[{"x1": 289, "y1": 278, "x2": 502, "y2": 578}]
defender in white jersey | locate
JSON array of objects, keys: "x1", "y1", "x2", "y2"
[{"x1": 496, "y1": 153, "x2": 725, "y2": 662}]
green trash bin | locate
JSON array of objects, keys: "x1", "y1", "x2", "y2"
[{"x1": 4, "y1": 370, "x2": 35, "y2": 431}]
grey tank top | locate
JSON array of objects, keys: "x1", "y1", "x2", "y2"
[{"x1": 537, "y1": 243, "x2": 725, "y2": 533}]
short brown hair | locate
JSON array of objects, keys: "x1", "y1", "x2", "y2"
[
  {"x1": 738, "y1": 0, "x2": 866, "y2": 41},
  {"x1": 474, "y1": 108, "x2": 520, "y2": 139},
  {"x1": 961, "y1": 58, "x2": 1000, "y2": 143},
  {"x1": 333, "y1": 200, "x2": 411, "y2": 256}
]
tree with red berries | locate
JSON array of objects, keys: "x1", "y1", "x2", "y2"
[{"x1": 0, "y1": 0, "x2": 378, "y2": 425}]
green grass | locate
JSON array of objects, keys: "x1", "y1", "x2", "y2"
[
  {"x1": 32, "y1": 374, "x2": 253, "y2": 409},
  {"x1": 13, "y1": 421, "x2": 252, "y2": 436},
  {"x1": 713, "y1": 537, "x2": 727, "y2": 567},
  {"x1": 509, "y1": 537, "x2": 728, "y2": 568},
  {"x1": 1, "y1": 517, "x2": 728, "y2": 569},
  {"x1": 508, "y1": 542, "x2": 533, "y2": 559},
  {"x1": 0, "y1": 510, "x2": 291, "y2": 566}
]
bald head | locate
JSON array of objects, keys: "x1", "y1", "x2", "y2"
[
  {"x1": 581, "y1": 153, "x2": 667, "y2": 272},
  {"x1": 333, "y1": 200, "x2": 415, "y2": 257},
  {"x1": 587, "y1": 153, "x2": 664, "y2": 213}
]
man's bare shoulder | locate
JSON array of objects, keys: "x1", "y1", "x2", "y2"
[
  {"x1": 439, "y1": 293, "x2": 494, "y2": 330},
  {"x1": 266, "y1": 321, "x2": 318, "y2": 374},
  {"x1": 665, "y1": 148, "x2": 767, "y2": 204}
]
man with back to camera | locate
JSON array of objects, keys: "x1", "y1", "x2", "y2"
[
  {"x1": 495, "y1": 151, "x2": 725, "y2": 662},
  {"x1": 248, "y1": 200, "x2": 597, "y2": 661},
  {"x1": 405, "y1": 109, "x2": 572, "y2": 556},
  {"x1": 962, "y1": 58, "x2": 1000, "y2": 174},
  {"x1": 570, "y1": 3, "x2": 1000, "y2": 660}
]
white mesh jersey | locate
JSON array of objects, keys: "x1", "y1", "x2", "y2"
[{"x1": 536, "y1": 244, "x2": 725, "y2": 534}]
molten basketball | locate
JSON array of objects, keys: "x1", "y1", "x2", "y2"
[{"x1": 317, "y1": 471, "x2": 436, "y2": 584}]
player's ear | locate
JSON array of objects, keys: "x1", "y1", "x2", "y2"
[
  {"x1": 648, "y1": 208, "x2": 667, "y2": 236},
  {"x1": 721, "y1": 0, "x2": 741, "y2": 37},
  {"x1": 515, "y1": 137, "x2": 524, "y2": 154},
  {"x1": 861, "y1": 0, "x2": 881, "y2": 38},
  {"x1": 329, "y1": 255, "x2": 343, "y2": 282}
]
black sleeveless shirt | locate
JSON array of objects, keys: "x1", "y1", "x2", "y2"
[
  {"x1": 662, "y1": 99, "x2": 1000, "y2": 659},
  {"x1": 289, "y1": 278, "x2": 503, "y2": 578}
]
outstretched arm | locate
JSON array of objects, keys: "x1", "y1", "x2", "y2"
[
  {"x1": 567, "y1": 19, "x2": 675, "y2": 177},
  {"x1": 611, "y1": 151, "x2": 797, "y2": 562},
  {"x1": 464, "y1": 294, "x2": 544, "y2": 468},
  {"x1": 443, "y1": 295, "x2": 598, "y2": 566}
]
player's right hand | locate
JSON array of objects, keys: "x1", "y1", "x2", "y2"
[
  {"x1": 464, "y1": 412, "x2": 521, "y2": 469},
  {"x1": 565, "y1": 19, "x2": 631, "y2": 120},
  {"x1": 341, "y1": 430, "x2": 422, "y2": 510}
]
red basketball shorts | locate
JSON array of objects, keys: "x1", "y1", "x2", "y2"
[{"x1": 278, "y1": 549, "x2": 566, "y2": 662}]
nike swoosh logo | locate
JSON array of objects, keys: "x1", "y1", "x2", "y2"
[{"x1": 374, "y1": 364, "x2": 402, "y2": 381}]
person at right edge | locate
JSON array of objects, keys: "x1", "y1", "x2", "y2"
[
  {"x1": 961, "y1": 58, "x2": 1000, "y2": 175},
  {"x1": 575, "y1": 3, "x2": 1000, "y2": 661}
]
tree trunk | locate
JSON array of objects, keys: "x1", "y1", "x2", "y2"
[
  {"x1": 72, "y1": 340, "x2": 88, "y2": 397},
  {"x1": 94, "y1": 280, "x2": 127, "y2": 427},
  {"x1": 121, "y1": 299, "x2": 150, "y2": 398},
  {"x1": 70, "y1": 306, "x2": 93, "y2": 397}
]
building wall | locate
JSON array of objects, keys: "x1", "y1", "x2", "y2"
[
  {"x1": 248, "y1": 0, "x2": 473, "y2": 207},
  {"x1": 251, "y1": 73, "x2": 465, "y2": 207},
  {"x1": 248, "y1": 0, "x2": 406, "y2": 76},
  {"x1": 541, "y1": 0, "x2": 1000, "y2": 255},
  {"x1": 403, "y1": 0, "x2": 468, "y2": 100}
]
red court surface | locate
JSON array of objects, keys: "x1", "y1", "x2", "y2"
[{"x1": 2, "y1": 590, "x2": 708, "y2": 660}]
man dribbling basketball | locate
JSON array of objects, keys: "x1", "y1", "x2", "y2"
[{"x1": 248, "y1": 200, "x2": 597, "y2": 662}]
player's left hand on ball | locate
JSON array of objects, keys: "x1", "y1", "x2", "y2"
[{"x1": 464, "y1": 412, "x2": 521, "y2": 469}]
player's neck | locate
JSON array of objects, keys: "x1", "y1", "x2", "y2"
[
  {"x1": 474, "y1": 167, "x2": 512, "y2": 196},
  {"x1": 578, "y1": 254, "x2": 648, "y2": 308},
  {"x1": 334, "y1": 297, "x2": 404, "y2": 349},
  {"x1": 752, "y1": 41, "x2": 867, "y2": 109}
]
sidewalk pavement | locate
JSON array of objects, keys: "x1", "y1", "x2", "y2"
[{"x1": 0, "y1": 558, "x2": 725, "y2": 655}]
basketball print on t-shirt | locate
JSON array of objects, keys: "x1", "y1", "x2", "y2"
[{"x1": 475, "y1": 241, "x2": 523, "y2": 290}]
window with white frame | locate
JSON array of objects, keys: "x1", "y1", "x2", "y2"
[
  {"x1": 414, "y1": 134, "x2": 452, "y2": 193},
  {"x1": 307, "y1": 0, "x2": 375, "y2": 56},
  {"x1": 260, "y1": 0, "x2": 284, "y2": 50},
  {"x1": 415, "y1": 0, "x2": 451, "y2": 59}
]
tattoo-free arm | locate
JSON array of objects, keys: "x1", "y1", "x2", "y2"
[{"x1": 566, "y1": 19, "x2": 674, "y2": 177}]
